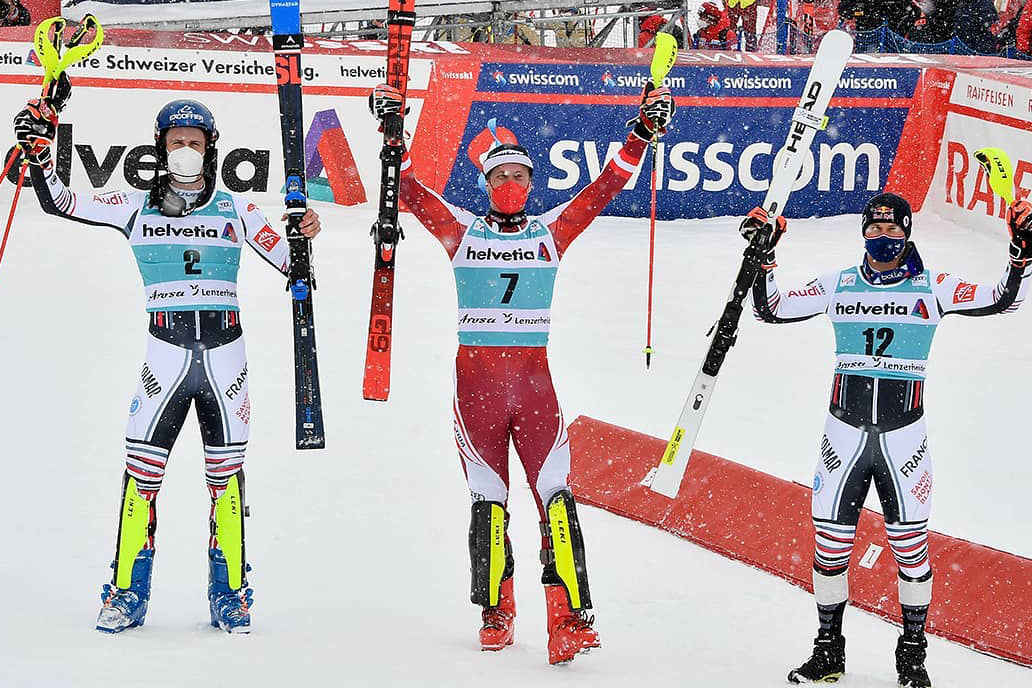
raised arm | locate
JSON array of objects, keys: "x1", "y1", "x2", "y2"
[
  {"x1": 544, "y1": 85, "x2": 674, "y2": 257},
  {"x1": 934, "y1": 200, "x2": 1032, "y2": 317},
  {"x1": 16, "y1": 98, "x2": 138, "y2": 235},
  {"x1": 399, "y1": 152, "x2": 477, "y2": 259},
  {"x1": 541, "y1": 132, "x2": 648, "y2": 257},
  {"x1": 741, "y1": 207, "x2": 833, "y2": 323}
]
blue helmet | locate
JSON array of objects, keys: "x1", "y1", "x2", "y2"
[
  {"x1": 149, "y1": 99, "x2": 220, "y2": 216},
  {"x1": 154, "y1": 99, "x2": 219, "y2": 146}
]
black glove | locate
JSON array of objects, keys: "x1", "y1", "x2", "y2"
[
  {"x1": 631, "y1": 83, "x2": 675, "y2": 140},
  {"x1": 45, "y1": 71, "x2": 72, "y2": 113},
  {"x1": 368, "y1": 83, "x2": 407, "y2": 121},
  {"x1": 1007, "y1": 199, "x2": 1032, "y2": 266},
  {"x1": 13, "y1": 98, "x2": 58, "y2": 167},
  {"x1": 740, "y1": 206, "x2": 787, "y2": 267}
]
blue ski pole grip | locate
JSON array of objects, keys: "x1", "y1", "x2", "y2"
[{"x1": 291, "y1": 280, "x2": 309, "y2": 301}]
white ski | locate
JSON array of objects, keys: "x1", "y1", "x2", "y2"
[{"x1": 648, "y1": 30, "x2": 854, "y2": 498}]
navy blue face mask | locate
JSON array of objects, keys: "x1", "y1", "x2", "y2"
[{"x1": 865, "y1": 235, "x2": 906, "y2": 262}]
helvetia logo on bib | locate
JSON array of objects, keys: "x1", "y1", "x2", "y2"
[
  {"x1": 912, "y1": 298, "x2": 929, "y2": 320},
  {"x1": 222, "y1": 222, "x2": 238, "y2": 242}
]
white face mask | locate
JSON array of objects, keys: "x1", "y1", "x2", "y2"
[{"x1": 167, "y1": 146, "x2": 204, "y2": 183}]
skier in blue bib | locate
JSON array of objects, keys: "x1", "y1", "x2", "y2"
[
  {"x1": 14, "y1": 93, "x2": 322, "y2": 634},
  {"x1": 744, "y1": 192, "x2": 1032, "y2": 687}
]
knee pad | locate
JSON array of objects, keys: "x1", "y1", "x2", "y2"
[
  {"x1": 114, "y1": 473, "x2": 156, "y2": 589},
  {"x1": 813, "y1": 567, "x2": 849, "y2": 606},
  {"x1": 469, "y1": 501, "x2": 513, "y2": 607},
  {"x1": 898, "y1": 570, "x2": 932, "y2": 607},
  {"x1": 211, "y1": 471, "x2": 247, "y2": 591},
  {"x1": 541, "y1": 490, "x2": 591, "y2": 611}
]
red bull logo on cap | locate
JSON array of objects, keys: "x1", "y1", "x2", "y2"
[{"x1": 871, "y1": 204, "x2": 896, "y2": 221}]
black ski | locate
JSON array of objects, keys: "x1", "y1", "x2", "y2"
[{"x1": 270, "y1": 0, "x2": 324, "y2": 449}]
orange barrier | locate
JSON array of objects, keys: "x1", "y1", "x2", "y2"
[{"x1": 568, "y1": 415, "x2": 1032, "y2": 666}]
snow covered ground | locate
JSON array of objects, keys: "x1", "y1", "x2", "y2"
[{"x1": 1, "y1": 192, "x2": 1029, "y2": 687}]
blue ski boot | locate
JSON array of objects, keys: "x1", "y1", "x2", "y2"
[
  {"x1": 96, "y1": 549, "x2": 154, "y2": 633},
  {"x1": 208, "y1": 547, "x2": 253, "y2": 634}
]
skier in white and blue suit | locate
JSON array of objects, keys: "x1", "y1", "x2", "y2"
[
  {"x1": 14, "y1": 93, "x2": 322, "y2": 635},
  {"x1": 743, "y1": 192, "x2": 1032, "y2": 687}
]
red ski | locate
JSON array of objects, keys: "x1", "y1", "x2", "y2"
[{"x1": 362, "y1": 0, "x2": 415, "y2": 401}]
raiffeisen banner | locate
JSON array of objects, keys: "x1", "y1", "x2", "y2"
[{"x1": 0, "y1": 28, "x2": 1026, "y2": 222}]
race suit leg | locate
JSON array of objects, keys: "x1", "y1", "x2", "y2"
[{"x1": 455, "y1": 346, "x2": 517, "y2": 609}]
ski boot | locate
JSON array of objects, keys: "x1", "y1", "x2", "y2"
[
  {"x1": 788, "y1": 632, "x2": 846, "y2": 683},
  {"x1": 480, "y1": 577, "x2": 516, "y2": 651},
  {"x1": 208, "y1": 547, "x2": 253, "y2": 634},
  {"x1": 96, "y1": 549, "x2": 154, "y2": 633},
  {"x1": 896, "y1": 634, "x2": 932, "y2": 688},
  {"x1": 544, "y1": 584, "x2": 600, "y2": 665}
]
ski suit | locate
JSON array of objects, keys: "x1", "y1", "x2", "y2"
[
  {"x1": 399, "y1": 133, "x2": 647, "y2": 521},
  {"x1": 752, "y1": 254, "x2": 1029, "y2": 609},
  {"x1": 30, "y1": 162, "x2": 289, "y2": 505}
]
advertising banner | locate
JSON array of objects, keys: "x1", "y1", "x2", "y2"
[
  {"x1": 923, "y1": 71, "x2": 1032, "y2": 234},
  {"x1": 1, "y1": 28, "x2": 1030, "y2": 224}
]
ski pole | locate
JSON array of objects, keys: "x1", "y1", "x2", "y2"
[
  {"x1": 0, "y1": 161, "x2": 28, "y2": 270},
  {"x1": 644, "y1": 138, "x2": 658, "y2": 368},
  {"x1": 1, "y1": 147, "x2": 20, "y2": 182},
  {"x1": 641, "y1": 32, "x2": 677, "y2": 368}
]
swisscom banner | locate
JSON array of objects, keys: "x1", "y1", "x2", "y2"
[{"x1": 444, "y1": 64, "x2": 919, "y2": 220}]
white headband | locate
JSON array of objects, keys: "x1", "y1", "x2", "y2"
[{"x1": 481, "y1": 148, "x2": 533, "y2": 176}]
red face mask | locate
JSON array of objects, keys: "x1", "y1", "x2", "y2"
[{"x1": 488, "y1": 180, "x2": 530, "y2": 215}]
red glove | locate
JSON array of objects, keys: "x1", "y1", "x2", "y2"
[
  {"x1": 13, "y1": 98, "x2": 58, "y2": 166},
  {"x1": 1007, "y1": 199, "x2": 1032, "y2": 266},
  {"x1": 741, "y1": 206, "x2": 787, "y2": 246},
  {"x1": 632, "y1": 84, "x2": 675, "y2": 140},
  {"x1": 368, "y1": 83, "x2": 406, "y2": 121}
]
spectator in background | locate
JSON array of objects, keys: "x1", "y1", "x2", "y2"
[
  {"x1": 726, "y1": 0, "x2": 757, "y2": 50},
  {"x1": 693, "y1": 2, "x2": 737, "y2": 50},
  {"x1": 547, "y1": 8, "x2": 590, "y2": 48},
  {"x1": 909, "y1": 0, "x2": 998, "y2": 51},
  {"x1": 1016, "y1": 0, "x2": 1032, "y2": 53},
  {"x1": 0, "y1": 0, "x2": 29, "y2": 27},
  {"x1": 839, "y1": 0, "x2": 915, "y2": 35},
  {"x1": 953, "y1": 0, "x2": 999, "y2": 53},
  {"x1": 838, "y1": 0, "x2": 886, "y2": 32},
  {"x1": 638, "y1": 13, "x2": 685, "y2": 48}
]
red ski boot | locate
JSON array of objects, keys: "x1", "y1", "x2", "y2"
[
  {"x1": 544, "y1": 584, "x2": 600, "y2": 664},
  {"x1": 479, "y1": 577, "x2": 516, "y2": 651}
]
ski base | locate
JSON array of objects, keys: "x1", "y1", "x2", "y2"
[
  {"x1": 291, "y1": 286, "x2": 325, "y2": 449},
  {"x1": 648, "y1": 370, "x2": 717, "y2": 497},
  {"x1": 363, "y1": 261, "x2": 395, "y2": 401}
]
